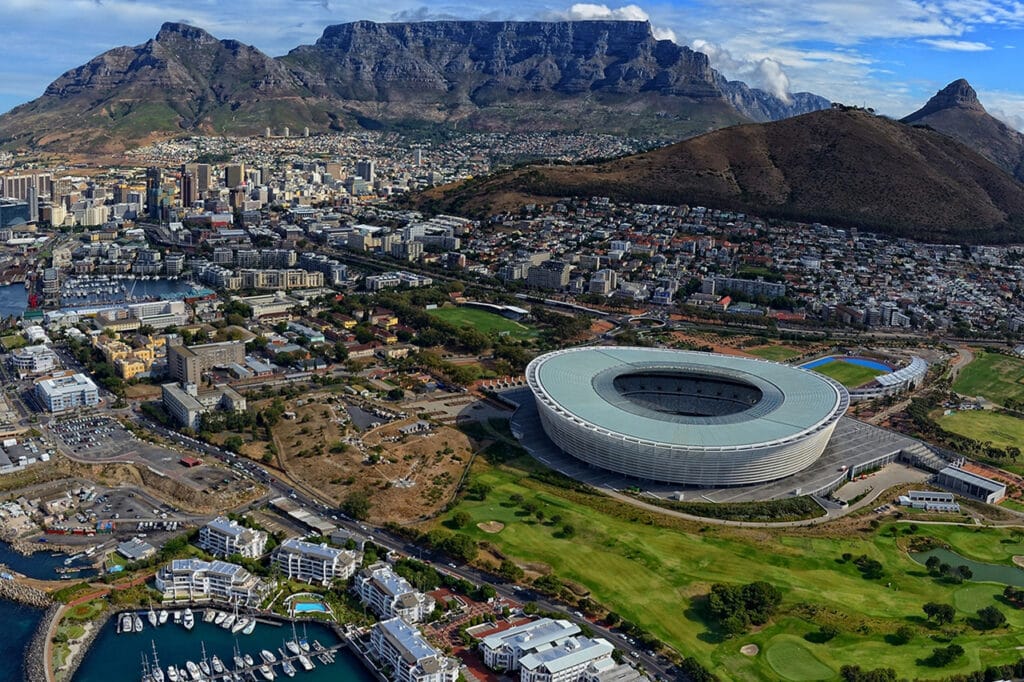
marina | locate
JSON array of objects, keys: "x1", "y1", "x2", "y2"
[{"x1": 74, "y1": 612, "x2": 373, "y2": 682}]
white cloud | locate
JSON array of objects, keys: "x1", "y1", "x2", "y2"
[
  {"x1": 565, "y1": 3, "x2": 649, "y2": 21},
  {"x1": 919, "y1": 38, "x2": 993, "y2": 50}
]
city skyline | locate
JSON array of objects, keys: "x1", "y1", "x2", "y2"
[{"x1": 0, "y1": 0, "x2": 1022, "y2": 129}]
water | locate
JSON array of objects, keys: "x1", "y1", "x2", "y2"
[
  {"x1": 0, "y1": 598, "x2": 44, "y2": 680},
  {"x1": 74, "y1": 614, "x2": 375, "y2": 682},
  {"x1": 0, "y1": 540, "x2": 97, "y2": 580},
  {"x1": 910, "y1": 548, "x2": 1024, "y2": 586},
  {"x1": 0, "y1": 283, "x2": 28, "y2": 317},
  {"x1": 294, "y1": 603, "x2": 329, "y2": 614},
  {"x1": 59, "y1": 278, "x2": 201, "y2": 308},
  {"x1": 801, "y1": 356, "x2": 893, "y2": 372}
]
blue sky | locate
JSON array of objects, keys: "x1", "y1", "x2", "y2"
[{"x1": 0, "y1": 0, "x2": 1022, "y2": 129}]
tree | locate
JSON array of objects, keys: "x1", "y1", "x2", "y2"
[
  {"x1": 923, "y1": 602, "x2": 955, "y2": 625},
  {"x1": 450, "y1": 511, "x2": 472, "y2": 529},
  {"x1": 342, "y1": 490, "x2": 372, "y2": 521},
  {"x1": 925, "y1": 555, "x2": 941, "y2": 573},
  {"x1": 926, "y1": 644, "x2": 964, "y2": 667},
  {"x1": 976, "y1": 605, "x2": 1007, "y2": 630},
  {"x1": 559, "y1": 524, "x2": 576, "y2": 538},
  {"x1": 892, "y1": 625, "x2": 914, "y2": 645}
]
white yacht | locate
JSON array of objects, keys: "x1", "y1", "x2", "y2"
[
  {"x1": 159, "y1": 609, "x2": 169, "y2": 625},
  {"x1": 211, "y1": 655, "x2": 225, "y2": 675},
  {"x1": 231, "y1": 617, "x2": 248, "y2": 634},
  {"x1": 173, "y1": 611, "x2": 182, "y2": 625},
  {"x1": 242, "y1": 619, "x2": 256, "y2": 635},
  {"x1": 260, "y1": 650, "x2": 277, "y2": 664},
  {"x1": 213, "y1": 611, "x2": 227, "y2": 627},
  {"x1": 204, "y1": 610, "x2": 217, "y2": 624},
  {"x1": 133, "y1": 614, "x2": 144, "y2": 632},
  {"x1": 281, "y1": 660, "x2": 296, "y2": 678},
  {"x1": 184, "y1": 661, "x2": 201, "y2": 681},
  {"x1": 258, "y1": 664, "x2": 275, "y2": 681},
  {"x1": 182, "y1": 609, "x2": 195, "y2": 631},
  {"x1": 221, "y1": 613, "x2": 235, "y2": 631},
  {"x1": 148, "y1": 607, "x2": 158, "y2": 628},
  {"x1": 166, "y1": 666, "x2": 180, "y2": 682},
  {"x1": 296, "y1": 655, "x2": 314, "y2": 672}
]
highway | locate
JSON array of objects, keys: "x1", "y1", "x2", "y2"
[{"x1": 133, "y1": 415, "x2": 678, "y2": 681}]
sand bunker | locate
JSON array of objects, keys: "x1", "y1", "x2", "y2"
[
  {"x1": 740, "y1": 644, "x2": 759, "y2": 656},
  {"x1": 478, "y1": 521, "x2": 505, "y2": 533}
]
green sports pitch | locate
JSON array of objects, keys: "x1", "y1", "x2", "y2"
[
  {"x1": 427, "y1": 306, "x2": 537, "y2": 339},
  {"x1": 808, "y1": 360, "x2": 886, "y2": 388}
]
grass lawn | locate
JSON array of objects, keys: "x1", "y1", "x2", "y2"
[
  {"x1": 953, "y1": 351, "x2": 1024, "y2": 405},
  {"x1": 746, "y1": 345, "x2": 804, "y2": 362},
  {"x1": 938, "y1": 410, "x2": 1024, "y2": 452},
  {"x1": 809, "y1": 360, "x2": 885, "y2": 388},
  {"x1": 427, "y1": 306, "x2": 537, "y2": 340},
  {"x1": 440, "y1": 453, "x2": 1024, "y2": 680},
  {"x1": 1002, "y1": 498, "x2": 1024, "y2": 513}
]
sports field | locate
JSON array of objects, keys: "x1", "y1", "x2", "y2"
[
  {"x1": 938, "y1": 409, "x2": 1024, "y2": 451},
  {"x1": 953, "y1": 351, "x2": 1024, "y2": 405},
  {"x1": 745, "y1": 345, "x2": 804, "y2": 362},
  {"x1": 427, "y1": 306, "x2": 537, "y2": 340},
  {"x1": 442, "y1": 450, "x2": 1024, "y2": 680},
  {"x1": 809, "y1": 360, "x2": 885, "y2": 388}
]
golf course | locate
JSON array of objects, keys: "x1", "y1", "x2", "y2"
[{"x1": 442, "y1": 442, "x2": 1024, "y2": 681}]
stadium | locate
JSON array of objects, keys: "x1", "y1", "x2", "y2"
[{"x1": 525, "y1": 347, "x2": 850, "y2": 487}]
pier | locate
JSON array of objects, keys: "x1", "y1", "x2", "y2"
[{"x1": 143, "y1": 638, "x2": 345, "y2": 682}]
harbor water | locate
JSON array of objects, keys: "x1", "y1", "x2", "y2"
[
  {"x1": 0, "y1": 598, "x2": 43, "y2": 680},
  {"x1": 0, "y1": 540, "x2": 97, "y2": 580},
  {"x1": 74, "y1": 613, "x2": 375, "y2": 682},
  {"x1": 0, "y1": 283, "x2": 28, "y2": 318}
]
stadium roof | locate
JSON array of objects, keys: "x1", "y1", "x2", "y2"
[{"x1": 528, "y1": 347, "x2": 846, "y2": 449}]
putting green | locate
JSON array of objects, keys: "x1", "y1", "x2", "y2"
[
  {"x1": 765, "y1": 637, "x2": 835, "y2": 681},
  {"x1": 954, "y1": 583, "x2": 1001, "y2": 612}
]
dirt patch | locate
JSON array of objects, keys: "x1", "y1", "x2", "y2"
[
  {"x1": 269, "y1": 393, "x2": 475, "y2": 524},
  {"x1": 740, "y1": 644, "x2": 759, "y2": 656},
  {"x1": 478, "y1": 521, "x2": 505, "y2": 533}
]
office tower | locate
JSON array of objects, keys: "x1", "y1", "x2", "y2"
[
  {"x1": 26, "y1": 185, "x2": 38, "y2": 223},
  {"x1": 145, "y1": 167, "x2": 162, "y2": 220},
  {"x1": 414, "y1": 148, "x2": 423, "y2": 166},
  {"x1": 181, "y1": 170, "x2": 196, "y2": 207},
  {"x1": 224, "y1": 164, "x2": 245, "y2": 189},
  {"x1": 355, "y1": 159, "x2": 376, "y2": 183}
]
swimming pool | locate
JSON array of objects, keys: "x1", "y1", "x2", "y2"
[
  {"x1": 801, "y1": 356, "x2": 892, "y2": 372},
  {"x1": 293, "y1": 602, "x2": 328, "y2": 614}
]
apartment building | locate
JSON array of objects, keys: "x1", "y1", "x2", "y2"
[
  {"x1": 355, "y1": 562, "x2": 435, "y2": 623},
  {"x1": 369, "y1": 617, "x2": 460, "y2": 682},
  {"x1": 519, "y1": 638, "x2": 615, "y2": 682},
  {"x1": 154, "y1": 559, "x2": 268, "y2": 606},
  {"x1": 272, "y1": 538, "x2": 360, "y2": 585},
  {"x1": 197, "y1": 517, "x2": 268, "y2": 558},
  {"x1": 481, "y1": 619, "x2": 581, "y2": 672}
]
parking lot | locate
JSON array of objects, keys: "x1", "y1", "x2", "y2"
[{"x1": 50, "y1": 416, "x2": 141, "y2": 460}]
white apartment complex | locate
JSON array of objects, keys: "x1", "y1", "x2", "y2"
[
  {"x1": 9, "y1": 345, "x2": 59, "y2": 376},
  {"x1": 154, "y1": 558, "x2": 268, "y2": 606},
  {"x1": 272, "y1": 538, "x2": 360, "y2": 585},
  {"x1": 481, "y1": 619, "x2": 581, "y2": 672},
  {"x1": 34, "y1": 372, "x2": 100, "y2": 412},
  {"x1": 197, "y1": 516, "x2": 268, "y2": 558},
  {"x1": 355, "y1": 562, "x2": 435, "y2": 623},
  {"x1": 369, "y1": 617, "x2": 460, "y2": 682},
  {"x1": 519, "y1": 638, "x2": 615, "y2": 682}
]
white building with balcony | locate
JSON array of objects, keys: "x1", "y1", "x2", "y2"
[
  {"x1": 481, "y1": 619, "x2": 581, "y2": 672},
  {"x1": 369, "y1": 617, "x2": 460, "y2": 682},
  {"x1": 272, "y1": 538, "x2": 359, "y2": 585},
  {"x1": 355, "y1": 562, "x2": 435, "y2": 623},
  {"x1": 519, "y1": 638, "x2": 614, "y2": 682},
  {"x1": 154, "y1": 559, "x2": 268, "y2": 606},
  {"x1": 197, "y1": 517, "x2": 268, "y2": 559}
]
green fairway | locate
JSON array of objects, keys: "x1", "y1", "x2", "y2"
[
  {"x1": 954, "y1": 583, "x2": 1003, "y2": 612},
  {"x1": 427, "y1": 306, "x2": 537, "y2": 340},
  {"x1": 810, "y1": 360, "x2": 885, "y2": 388},
  {"x1": 442, "y1": 452, "x2": 1024, "y2": 680},
  {"x1": 746, "y1": 345, "x2": 804, "y2": 362},
  {"x1": 953, "y1": 351, "x2": 1024, "y2": 405},
  {"x1": 764, "y1": 637, "x2": 834, "y2": 681},
  {"x1": 938, "y1": 409, "x2": 1024, "y2": 452}
]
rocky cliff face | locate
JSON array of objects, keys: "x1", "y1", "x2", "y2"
[
  {"x1": 0, "y1": 20, "x2": 828, "y2": 152},
  {"x1": 903, "y1": 79, "x2": 1024, "y2": 182},
  {"x1": 716, "y1": 74, "x2": 831, "y2": 122}
]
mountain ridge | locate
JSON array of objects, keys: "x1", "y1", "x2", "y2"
[
  {"x1": 902, "y1": 79, "x2": 1024, "y2": 182},
  {"x1": 0, "y1": 19, "x2": 829, "y2": 152},
  {"x1": 415, "y1": 107, "x2": 1024, "y2": 244}
]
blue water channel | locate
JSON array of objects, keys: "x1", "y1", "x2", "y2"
[
  {"x1": 801, "y1": 356, "x2": 893, "y2": 372},
  {"x1": 74, "y1": 614, "x2": 374, "y2": 682},
  {"x1": 0, "y1": 540, "x2": 97, "y2": 580}
]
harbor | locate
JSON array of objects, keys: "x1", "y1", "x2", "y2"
[{"x1": 73, "y1": 609, "x2": 373, "y2": 682}]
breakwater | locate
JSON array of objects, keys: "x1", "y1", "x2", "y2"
[
  {"x1": 26, "y1": 603, "x2": 60, "y2": 682},
  {"x1": 0, "y1": 577, "x2": 52, "y2": 607}
]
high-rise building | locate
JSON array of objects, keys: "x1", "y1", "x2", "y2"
[
  {"x1": 413, "y1": 148, "x2": 423, "y2": 166},
  {"x1": 180, "y1": 170, "x2": 196, "y2": 207},
  {"x1": 355, "y1": 159, "x2": 376, "y2": 183},
  {"x1": 224, "y1": 164, "x2": 245, "y2": 189},
  {"x1": 26, "y1": 185, "x2": 38, "y2": 223},
  {"x1": 145, "y1": 167, "x2": 162, "y2": 220}
]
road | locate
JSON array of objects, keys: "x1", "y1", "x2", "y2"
[{"x1": 131, "y1": 416, "x2": 676, "y2": 680}]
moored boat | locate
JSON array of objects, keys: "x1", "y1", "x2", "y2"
[
  {"x1": 211, "y1": 655, "x2": 225, "y2": 675},
  {"x1": 159, "y1": 609, "x2": 169, "y2": 625},
  {"x1": 258, "y1": 664, "x2": 275, "y2": 681},
  {"x1": 221, "y1": 613, "x2": 235, "y2": 630},
  {"x1": 213, "y1": 611, "x2": 227, "y2": 626},
  {"x1": 184, "y1": 661, "x2": 201, "y2": 681},
  {"x1": 182, "y1": 609, "x2": 194, "y2": 631},
  {"x1": 296, "y1": 655, "x2": 314, "y2": 672},
  {"x1": 281, "y1": 660, "x2": 296, "y2": 678},
  {"x1": 260, "y1": 649, "x2": 277, "y2": 664},
  {"x1": 133, "y1": 614, "x2": 143, "y2": 632},
  {"x1": 231, "y1": 617, "x2": 248, "y2": 634},
  {"x1": 242, "y1": 619, "x2": 256, "y2": 635}
]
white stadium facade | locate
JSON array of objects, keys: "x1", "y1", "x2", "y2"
[{"x1": 525, "y1": 347, "x2": 850, "y2": 487}]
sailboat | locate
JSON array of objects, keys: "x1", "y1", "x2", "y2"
[
  {"x1": 148, "y1": 604, "x2": 158, "y2": 628},
  {"x1": 298, "y1": 624, "x2": 310, "y2": 653},
  {"x1": 232, "y1": 642, "x2": 245, "y2": 671},
  {"x1": 231, "y1": 615, "x2": 248, "y2": 634},
  {"x1": 221, "y1": 610, "x2": 236, "y2": 631},
  {"x1": 150, "y1": 642, "x2": 165, "y2": 682},
  {"x1": 296, "y1": 654, "x2": 314, "y2": 672},
  {"x1": 281, "y1": 659, "x2": 296, "y2": 678},
  {"x1": 285, "y1": 623, "x2": 301, "y2": 656},
  {"x1": 213, "y1": 611, "x2": 227, "y2": 627},
  {"x1": 211, "y1": 654, "x2": 225, "y2": 675},
  {"x1": 133, "y1": 613, "x2": 144, "y2": 632},
  {"x1": 242, "y1": 618, "x2": 256, "y2": 635},
  {"x1": 199, "y1": 642, "x2": 211, "y2": 677}
]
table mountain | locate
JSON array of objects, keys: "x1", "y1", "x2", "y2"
[
  {"x1": 416, "y1": 107, "x2": 1024, "y2": 244},
  {"x1": 902, "y1": 79, "x2": 1024, "y2": 182},
  {"x1": 0, "y1": 20, "x2": 829, "y2": 152}
]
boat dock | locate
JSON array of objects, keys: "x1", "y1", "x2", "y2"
[{"x1": 144, "y1": 639, "x2": 345, "y2": 682}]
